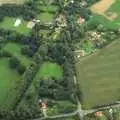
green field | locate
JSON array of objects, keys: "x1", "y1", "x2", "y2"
[
  {"x1": 35, "y1": 62, "x2": 63, "y2": 80},
  {"x1": 76, "y1": 40, "x2": 120, "y2": 109},
  {"x1": 39, "y1": 5, "x2": 58, "y2": 13},
  {"x1": 3, "y1": 43, "x2": 31, "y2": 67},
  {"x1": 0, "y1": 58, "x2": 21, "y2": 110},
  {"x1": 106, "y1": 0, "x2": 120, "y2": 23},
  {"x1": 37, "y1": 4, "x2": 58, "y2": 23},
  {"x1": 90, "y1": 0, "x2": 120, "y2": 29},
  {"x1": 0, "y1": 17, "x2": 30, "y2": 35},
  {"x1": 89, "y1": 14, "x2": 119, "y2": 29},
  {"x1": 38, "y1": 12, "x2": 54, "y2": 23}
]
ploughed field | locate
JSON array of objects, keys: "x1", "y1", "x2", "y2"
[{"x1": 76, "y1": 40, "x2": 120, "y2": 109}]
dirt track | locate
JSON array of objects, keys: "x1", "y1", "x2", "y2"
[{"x1": 90, "y1": 0, "x2": 115, "y2": 13}]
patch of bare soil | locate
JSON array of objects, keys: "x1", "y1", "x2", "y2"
[
  {"x1": 90, "y1": 0, "x2": 117, "y2": 20},
  {"x1": 91, "y1": 0, "x2": 115, "y2": 13}
]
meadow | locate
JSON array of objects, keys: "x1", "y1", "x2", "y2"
[
  {"x1": 38, "y1": 12, "x2": 54, "y2": 23},
  {"x1": 35, "y1": 62, "x2": 63, "y2": 80},
  {"x1": 76, "y1": 40, "x2": 120, "y2": 109},
  {"x1": 0, "y1": 58, "x2": 22, "y2": 110},
  {"x1": 0, "y1": 17, "x2": 30, "y2": 35},
  {"x1": 3, "y1": 43, "x2": 32, "y2": 67}
]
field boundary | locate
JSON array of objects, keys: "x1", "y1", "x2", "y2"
[{"x1": 76, "y1": 39, "x2": 119, "y2": 63}]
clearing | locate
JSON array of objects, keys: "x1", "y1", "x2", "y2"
[
  {"x1": 35, "y1": 62, "x2": 63, "y2": 80},
  {"x1": 76, "y1": 40, "x2": 120, "y2": 109},
  {"x1": 0, "y1": 58, "x2": 21, "y2": 110},
  {"x1": 3, "y1": 43, "x2": 32, "y2": 67}
]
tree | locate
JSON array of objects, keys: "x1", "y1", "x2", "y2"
[
  {"x1": 21, "y1": 45, "x2": 29, "y2": 55},
  {"x1": 9, "y1": 57, "x2": 20, "y2": 69}
]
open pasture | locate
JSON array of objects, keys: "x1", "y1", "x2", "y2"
[
  {"x1": 0, "y1": 17, "x2": 30, "y2": 35},
  {"x1": 35, "y1": 62, "x2": 63, "y2": 80}
]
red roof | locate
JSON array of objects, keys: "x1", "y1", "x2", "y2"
[
  {"x1": 41, "y1": 103, "x2": 47, "y2": 109},
  {"x1": 95, "y1": 111, "x2": 103, "y2": 117}
]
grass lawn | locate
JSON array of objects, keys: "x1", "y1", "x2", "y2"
[
  {"x1": 3, "y1": 43, "x2": 31, "y2": 67},
  {"x1": 0, "y1": 58, "x2": 21, "y2": 110},
  {"x1": 76, "y1": 40, "x2": 120, "y2": 109},
  {"x1": 0, "y1": 17, "x2": 30, "y2": 35},
  {"x1": 89, "y1": 14, "x2": 119, "y2": 29},
  {"x1": 38, "y1": 12, "x2": 54, "y2": 23},
  {"x1": 35, "y1": 62, "x2": 63, "y2": 80},
  {"x1": 39, "y1": 5, "x2": 58, "y2": 13}
]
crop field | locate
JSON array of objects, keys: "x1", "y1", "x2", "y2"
[
  {"x1": 76, "y1": 40, "x2": 120, "y2": 109},
  {"x1": 0, "y1": 58, "x2": 22, "y2": 110},
  {"x1": 3, "y1": 43, "x2": 32, "y2": 67},
  {"x1": 35, "y1": 62, "x2": 63, "y2": 80},
  {"x1": 90, "y1": 0, "x2": 120, "y2": 29},
  {"x1": 0, "y1": 0, "x2": 28, "y2": 4},
  {"x1": 0, "y1": 17, "x2": 30, "y2": 35}
]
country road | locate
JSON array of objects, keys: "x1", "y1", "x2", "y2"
[{"x1": 33, "y1": 102, "x2": 120, "y2": 120}]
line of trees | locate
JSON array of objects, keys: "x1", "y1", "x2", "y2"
[{"x1": 0, "y1": 0, "x2": 41, "y2": 21}]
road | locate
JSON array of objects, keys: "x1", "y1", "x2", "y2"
[{"x1": 33, "y1": 102, "x2": 120, "y2": 120}]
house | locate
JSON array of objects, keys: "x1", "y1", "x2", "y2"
[
  {"x1": 27, "y1": 21, "x2": 36, "y2": 29},
  {"x1": 77, "y1": 17, "x2": 85, "y2": 24},
  {"x1": 95, "y1": 111, "x2": 103, "y2": 117}
]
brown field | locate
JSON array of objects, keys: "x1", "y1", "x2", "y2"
[
  {"x1": 90, "y1": 0, "x2": 117, "y2": 20},
  {"x1": 91, "y1": 0, "x2": 115, "y2": 13},
  {"x1": 0, "y1": 0, "x2": 27, "y2": 5}
]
